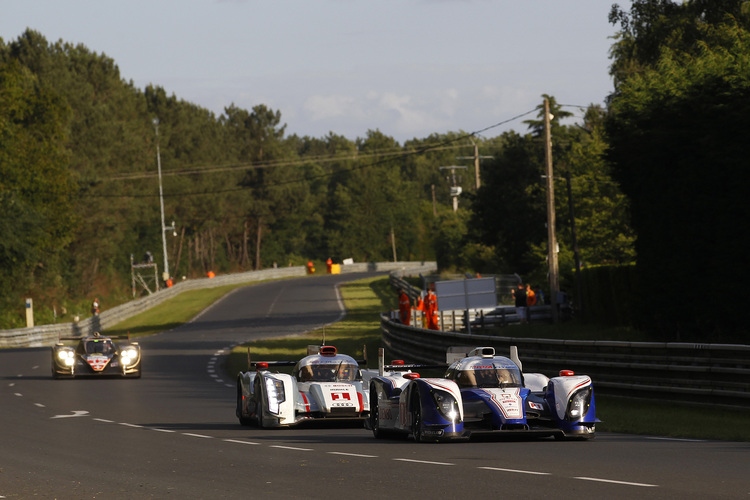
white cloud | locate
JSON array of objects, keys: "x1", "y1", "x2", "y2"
[{"x1": 304, "y1": 94, "x2": 359, "y2": 121}]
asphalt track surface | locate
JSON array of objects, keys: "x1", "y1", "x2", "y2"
[{"x1": 2, "y1": 273, "x2": 749, "y2": 499}]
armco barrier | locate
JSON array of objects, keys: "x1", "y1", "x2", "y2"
[
  {"x1": 381, "y1": 314, "x2": 750, "y2": 408},
  {"x1": 1, "y1": 261, "x2": 436, "y2": 348}
]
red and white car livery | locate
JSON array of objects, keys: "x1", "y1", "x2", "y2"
[
  {"x1": 236, "y1": 346, "x2": 370, "y2": 428},
  {"x1": 51, "y1": 332, "x2": 142, "y2": 379}
]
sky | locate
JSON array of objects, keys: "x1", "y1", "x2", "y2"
[{"x1": 2, "y1": 0, "x2": 621, "y2": 143}]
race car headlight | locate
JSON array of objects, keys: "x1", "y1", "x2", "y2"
[
  {"x1": 431, "y1": 390, "x2": 460, "y2": 422},
  {"x1": 121, "y1": 348, "x2": 138, "y2": 365},
  {"x1": 58, "y1": 350, "x2": 75, "y2": 365},
  {"x1": 265, "y1": 377, "x2": 286, "y2": 415},
  {"x1": 566, "y1": 387, "x2": 592, "y2": 422}
]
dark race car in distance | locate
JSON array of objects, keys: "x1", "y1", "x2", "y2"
[{"x1": 51, "y1": 332, "x2": 141, "y2": 379}]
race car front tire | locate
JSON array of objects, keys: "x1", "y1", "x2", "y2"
[
  {"x1": 237, "y1": 384, "x2": 253, "y2": 426},
  {"x1": 255, "y1": 399, "x2": 264, "y2": 428},
  {"x1": 370, "y1": 387, "x2": 384, "y2": 439},
  {"x1": 412, "y1": 389, "x2": 425, "y2": 443}
]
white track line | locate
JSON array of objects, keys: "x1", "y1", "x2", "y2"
[
  {"x1": 574, "y1": 477, "x2": 658, "y2": 488},
  {"x1": 393, "y1": 458, "x2": 454, "y2": 466},
  {"x1": 328, "y1": 452, "x2": 378, "y2": 458},
  {"x1": 479, "y1": 466, "x2": 550, "y2": 475},
  {"x1": 182, "y1": 433, "x2": 213, "y2": 439},
  {"x1": 224, "y1": 439, "x2": 260, "y2": 445}
]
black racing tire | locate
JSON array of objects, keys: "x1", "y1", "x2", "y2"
[
  {"x1": 371, "y1": 387, "x2": 384, "y2": 439},
  {"x1": 412, "y1": 388, "x2": 424, "y2": 443},
  {"x1": 255, "y1": 399, "x2": 264, "y2": 428},
  {"x1": 237, "y1": 383, "x2": 253, "y2": 426}
]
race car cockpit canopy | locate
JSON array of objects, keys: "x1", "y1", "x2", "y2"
[
  {"x1": 293, "y1": 353, "x2": 360, "y2": 382},
  {"x1": 446, "y1": 356, "x2": 523, "y2": 389},
  {"x1": 84, "y1": 339, "x2": 115, "y2": 355}
]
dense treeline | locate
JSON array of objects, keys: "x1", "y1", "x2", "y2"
[
  {"x1": 4, "y1": 0, "x2": 749, "y2": 346},
  {"x1": 606, "y1": 0, "x2": 750, "y2": 342},
  {"x1": 1, "y1": 29, "x2": 632, "y2": 328}
]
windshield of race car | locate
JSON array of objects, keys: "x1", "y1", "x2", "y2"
[
  {"x1": 84, "y1": 340, "x2": 114, "y2": 355},
  {"x1": 450, "y1": 365, "x2": 522, "y2": 389},
  {"x1": 296, "y1": 362, "x2": 358, "y2": 382}
]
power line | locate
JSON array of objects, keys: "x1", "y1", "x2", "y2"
[{"x1": 63, "y1": 109, "x2": 541, "y2": 200}]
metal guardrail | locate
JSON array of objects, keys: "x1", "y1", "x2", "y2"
[
  {"x1": 380, "y1": 313, "x2": 750, "y2": 409},
  {"x1": 1, "y1": 261, "x2": 436, "y2": 348}
]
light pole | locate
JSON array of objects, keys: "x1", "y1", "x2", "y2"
[
  {"x1": 153, "y1": 118, "x2": 170, "y2": 282},
  {"x1": 543, "y1": 98, "x2": 560, "y2": 322}
]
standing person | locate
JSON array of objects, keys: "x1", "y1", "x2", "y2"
[
  {"x1": 398, "y1": 289, "x2": 411, "y2": 326},
  {"x1": 535, "y1": 287, "x2": 545, "y2": 305},
  {"x1": 91, "y1": 298, "x2": 100, "y2": 316},
  {"x1": 424, "y1": 285, "x2": 439, "y2": 330},
  {"x1": 415, "y1": 293, "x2": 426, "y2": 328},
  {"x1": 525, "y1": 284, "x2": 536, "y2": 323},
  {"x1": 526, "y1": 284, "x2": 537, "y2": 306},
  {"x1": 326, "y1": 258, "x2": 333, "y2": 274},
  {"x1": 512, "y1": 282, "x2": 527, "y2": 324}
]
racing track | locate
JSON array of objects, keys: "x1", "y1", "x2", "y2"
[{"x1": 2, "y1": 273, "x2": 749, "y2": 499}]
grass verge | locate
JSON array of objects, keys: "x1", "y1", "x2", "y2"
[
  {"x1": 110, "y1": 276, "x2": 749, "y2": 442},
  {"x1": 224, "y1": 276, "x2": 387, "y2": 376},
  {"x1": 107, "y1": 285, "x2": 245, "y2": 337}
]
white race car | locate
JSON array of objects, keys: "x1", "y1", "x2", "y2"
[
  {"x1": 366, "y1": 346, "x2": 597, "y2": 442},
  {"x1": 236, "y1": 346, "x2": 371, "y2": 427}
]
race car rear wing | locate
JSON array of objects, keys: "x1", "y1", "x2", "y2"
[
  {"x1": 445, "y1": 345, "x2": 523, "y2": 370},
  {"x1": 246, "y1": 345, "x2": 368, "y2": 371},
  {"x1": 57, "y1": 331, "x2": 132, "y2": 342},
  {"x1": 376, "y1": 348, "x2": 448, "y2": 376}
]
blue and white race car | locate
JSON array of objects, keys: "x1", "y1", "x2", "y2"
[
  {"x1": 366, "y1": 346, "x2": 597, "y2": 442},
  {"x1": 367, "y1": 360, "x2": 468, "y2": 442},
  {"x1": 236, "y1": 345, "x2": 370, "y2": 427}
]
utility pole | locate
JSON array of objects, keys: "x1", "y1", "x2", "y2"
[
  {"x1": 439, "y1": 165, "x2": 467, "y2": 212},
  {"x1": 153, "y1": 118, "x2": 175, "y2": 283},
  {"x1": 544, "y1": 98, "x2": 560, "y2": 322},
  {"x1": 456, "y1": 139, "x2": 492, "y2": 190},
  {"x1": 390, "y1": 226, "x2": 397, "y2": 262}
]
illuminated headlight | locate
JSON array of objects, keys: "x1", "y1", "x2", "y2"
[
  {"x1": 58, "y1": 350, "x2": 75, "y2": 366},
  {"x1": 566, "y1": 387, "x2": 592, "y2": 422},
  {"x1": 264, "y1": 377, "x2": 286, "y2": 414},
  {"x1": 121, "y1": 349, "x2": 138, "y2": 365},
  {"x1": 431, "y1": 390, "x2": 460, "y2": 422}
]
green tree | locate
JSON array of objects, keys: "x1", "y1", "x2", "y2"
[
  {"x1": 607, "y1": 8, "x2": 750, "y2": 341},
  {"x1": 0, "y1": 58, "x2": 74, "y2": 319}
]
